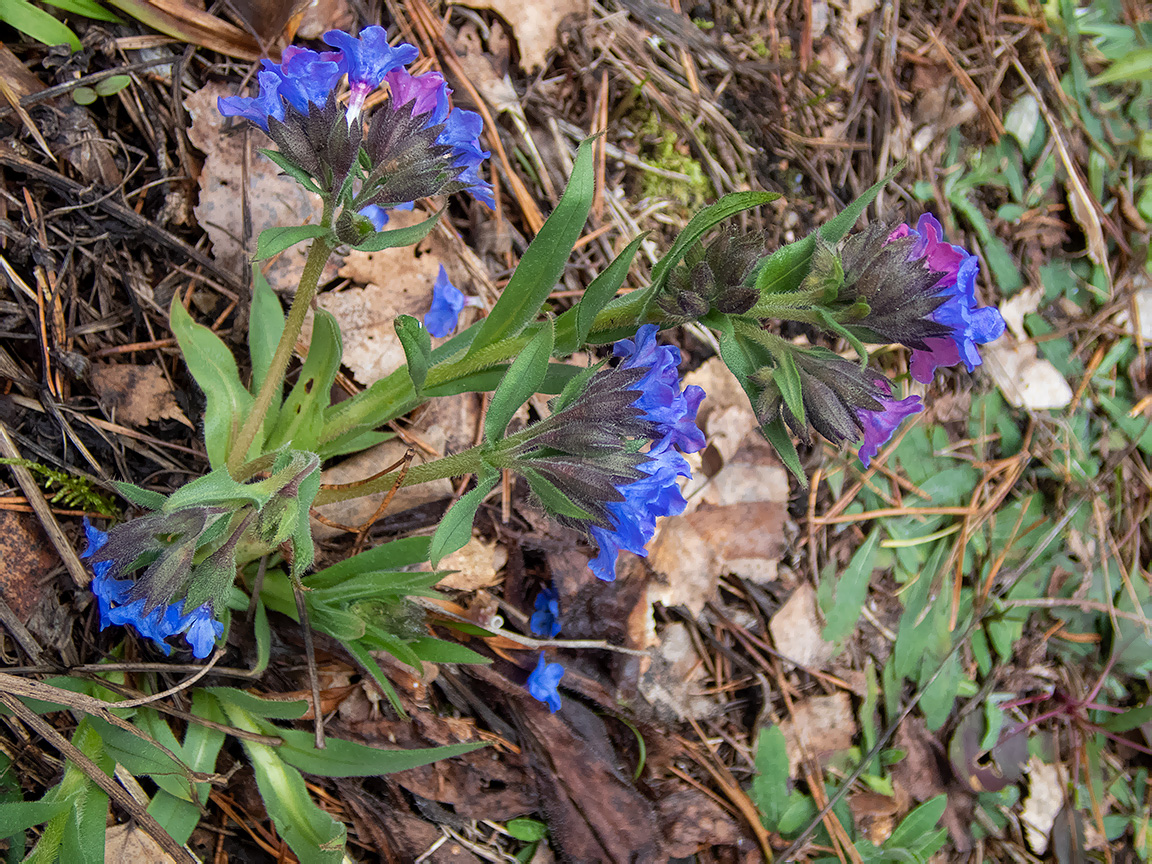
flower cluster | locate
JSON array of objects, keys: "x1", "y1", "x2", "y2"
[
  {"x1": 217, "y1": 26, "x2": 492, "y2": 220},
  {"x1": 82, "y1": 519, "x2": 223, "y2": 658},
  {"x1": 510, "y1": 325, "x2": 705, "y2": 582}
]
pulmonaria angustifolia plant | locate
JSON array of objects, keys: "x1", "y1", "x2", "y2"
[{"x1": 68, "y1": 25, "x2": 1007, "y2": 862}]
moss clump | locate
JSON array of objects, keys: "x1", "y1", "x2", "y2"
[{"x1": 637, "y1": 112, "x2": 714, "y2": 211}]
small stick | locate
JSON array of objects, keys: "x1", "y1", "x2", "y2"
[
  {"x1": 352, "y1": 449, "x2": 414, "y2": 555},
  {"x1": 291, "y1": 575, "x2": 326, "y2": 750}
]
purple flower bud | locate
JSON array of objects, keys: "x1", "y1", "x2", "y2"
[
  {"x1": 527, "y1": 653, "x2": 564, "y2": 712},
  {"x1": 856, "y1": 381, "x2": 923, "y2": 467},
  {"x1": 322, "y1": 27, "x2": 419, "y2": 121},
  {"x1": 530, "y1": 587, "x2": 561, "y2": 638},
  {"x1": 424, "y1": 265, "x2": 466, "y2": 337}
]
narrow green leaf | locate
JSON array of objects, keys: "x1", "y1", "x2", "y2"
[
  {"x1": 818, "y1": 529, "x2": 880, "y2": 645},
  {"x1": 484, "y1": 319, "x2": 554, "y2": 443},
  {"x1": 760, "y1": 418, "x2": 804, "y2": 485},
  {"x1": 555, "y1": 233, "x2": 647, "y2": 354},
  {"x1": 261, "y1": 149, "x2": 322, "y2": 195},
  {"x1": 146, "y1": 790, "x2": 201, "y2": 847},
  {"x1": 170, "y1": 296, "x2": 253, "y2": 468},
  {"x1": 266, "y1": 309, "x2": 342, "y2": 452},
  {"x1": 756, "y1": 164, "x2": 901, "y2": 296},
  {"x1": 750, "y1": 726, "x2": 789, "y2": 831},
  {"x1": 429, "y1": 469, "x2": 499, "y2": 567},
  {"x1": 394, "y1": 315, "x2": 432, "y2": 394},
  {"x1": 251, "y1": 596, "x2": 271, "y2": 676},
  {"x1": 467, "y1": 139, "x2": 595, "y2": 357},
  {"x1": 112, "y1": 480, "x2": 166, "y2": 510},
  {"x1": 884, "y1": 795, "x2": 947, "y2": 850},
  {"x1": 0, "y1": 801, "x2": 68, "y2": 837},
  {"x1": 342, "y1": 638, "x2": 408, "y2": 718},
  {"x1": 275, "y1": 728, "x2": 487, "y2": 778},
  {"x1": 41, "y1": 0, "x2": 119, "y2": 21},
  {"x1": 308, "y1": 536, "x2": 431, "y2": 586},
  {"x1": 256, "y1": 224, "x2": 328, "y2": 260},
  {"x1": 774, "y1": 350, "x2": 805, "y2": 432},
  {"x1": 650, "y1": 191, "x2": 780, "y2": 292},
  {"x1": 93, "y1": 72, "x2": 131, "y2": 93},
  {"x1": 0, "y1": 0, "x2": 80, "y2": 49},
  {"x1": 204, "y1": 687, "x2": 308, "y2": 720},
  {"x1": 248, "y1": 265, "x2": 285, "y2": 400},
  {"x1": 351, "y1": 211, "x2": 441, "y2": 252},
  {"x1": 506, "y1": 819, "x2": 548, "y2": 842},
  {"x1": 1101, "y1": 703, "x2": 1152, "y2": 733},
  {"x1": 408, "y1": 637, "x2": 492, "y2": 665}
]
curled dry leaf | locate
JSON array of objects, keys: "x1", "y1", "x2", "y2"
[
  {"x1": 983, "y1": 336, "x2": 1073, "y2": 411},
  {"x1": 90, "y1": 363, "x2": 192, "y2": 429}
]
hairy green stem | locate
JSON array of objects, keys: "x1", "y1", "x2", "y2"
[
  {"x1": 229, "y1": 234, "x2": 334, "y2": 476},
  {"x1": 313, "y1": 446, "x2": 484, "y2": 505}
]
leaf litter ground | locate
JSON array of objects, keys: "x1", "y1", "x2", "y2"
[{"x1": 1, "y1": 1, "x2": 1151, "y2": 861}]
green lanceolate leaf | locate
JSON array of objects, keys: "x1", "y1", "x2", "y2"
[
  {"x1": 756, "y1": 163, "x2": 901, "y2": 297},
  {"x1": 306, "y1": 536, "x2": 431, "y2": 586},
  {"x1": 715, "y1": 317, "x2": 806, "y2": 484},
  {"x1": 429, "y1": 468, "x2": 500, "y2": 567},
  {"x1": 408, "y1": 637, "x2": 491, "y2": 665},
  {"x1": 649, "y1": 191, "x2": 780, "y2": 293},
  {"x1": 204, "y1": 687, "x2": 308, "y2": 720},
  {"x1": 342, "y1": 638, "x2": 408, "y2": 718},
  {"x1": 484, "y1": 319, "x2": 554, "y2": 444},
  {"x1": 750, "y1": 726, "x2": 789, "y2": 831},
  {"x1": 256, "y1": 224, "x2": 329, "y2": 260},
  {"x1": 554, "y1": 233, "x2": 648, "y2": 354},
  {"x1": 274, "y1": 728, "x2": 487, "y2": 778},
  {"x1": 774, "y1": 349, "x2": 805, "y2": 433},
  {"x1": 351, "y1": 210, "x2": 441, "y2": 252},
  {"x1": 817, "y1": 528, "x2": 880, "y2": 646},
  {"x1": 170, "y1": 296, "x2": 254, "y2": 468},
  {"x1": 394, "y1": 315, "x2": 432, "y2": 394},
  {"x1": 467, "y1": 139, "x2": 595, "y2": 358},
  {"x1": 0, "y1": 0, "x2": 81, "y2": 50},
  {"x1": 41, "y1": 0, "x2": 120, "y2": 21},
  {"x1": 287, "y1": 455, "x2": 322, "y2": 579},
  {"x1": 112, "y1": 480, "x2": 166, "y2": 510},
  {"x1": 248, "y1": 265, "x2": 285, "y2": 399},
  {"x1": 266, "y1": 309, "x2": 342, "y2": 452},
  {"x1": 216, "y1": 698, "x2": 346, "y2": 864},
  {"x1": 519, "y1": 467, "x2": 592, "y2": 520}
]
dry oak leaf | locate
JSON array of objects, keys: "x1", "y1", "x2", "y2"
[
  {"x1": 461, "y1": 0, "x2": 589, "y2": 71},
  {"x1": 91, "y1": 363, "x2": 192, "y2": 428}
]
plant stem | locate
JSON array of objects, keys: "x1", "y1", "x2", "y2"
[
  {"x1": 313, "y1": 446, "x2": 484, "y2": 505},
  {"x1": 228, "y1": 235, "x2": 333, "y2": 477}
]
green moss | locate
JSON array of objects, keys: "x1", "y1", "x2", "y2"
[{"x1": 636, "y1": 112, "x2": 714, "y2": 211}]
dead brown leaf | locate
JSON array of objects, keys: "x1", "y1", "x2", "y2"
[
  {"x1": 655, "y1": 786, "x2": 742, "y2": 857},
  {"x1": 769, "y1": 584, "x2": 836, "y2": 670},
  {"x1": 104, "y1": 823, "x2": 178, "y2": 863},
  {"x1": 0, "y1": 510, "x2": 60, "y2": 621},
  {"x1": 779, "y1": 692, "x2": 856, "y2": 775},
  {"x1": 90, "y1": 364, "x2": 192, "y2": 429},
  {"x1": 464, "y1": 0, "x2": 589, "y2": 71}
]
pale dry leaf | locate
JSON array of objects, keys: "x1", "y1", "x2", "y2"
[
  {"x1": 779, "y1": 692, "x2": 856, "y2": 775},
  {"x1": 104, "y1": 823, "x2": 178, "y2": 863},
  {"x1": 434, "y1": 537, "x2": 508, "y2": 591},
  {"x1": 91, "y1": 363, "x2": 192, "y2": 428},
  {"x1": 461, "y1": 0, "x2": 589, "y2": 71},
  {"x1": 999, "y1": 284, "x2": 1042, "y2": 341},
  {"x1": 185, "y1": 82, "x2": 333, "y2": 294},
  {"x1": 647, "y1": 516, "x2": 722, "y2": 616},
  {"x1": 1021, "y1": 757, "x2": 1063, "y2": 854},
  {"x1": 638, "y1": 622, "x2": 720, "y2": 722},
  {"x1": 769, "y1": 583, "x2": 836, "y2": 669},
  {"x1": 1113, "y1": 271, "x2": 1152, "y2": 340},
  {"x1": 983, "y1": 337, "x2": 1073, "y2": 411}
]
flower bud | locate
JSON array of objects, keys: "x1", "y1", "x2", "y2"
[{"x1": 657, "y1": 230, "x2": 765, "y2": 324}]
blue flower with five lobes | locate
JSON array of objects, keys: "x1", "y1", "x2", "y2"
[
  {"x1": 322, "y1": 26, "x2": 418, "y2": 120},
  {"x1": 424, "y1": 265, "x2": 467, "y2": 337},
  {"x1": 527, "y1": 653, "x2": 564, "y2": 712}
]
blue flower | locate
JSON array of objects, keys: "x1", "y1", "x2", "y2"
[
  {"x1": 530, "y1": 587, "x2": 561, "y2": 638},
  {"x1": 856, "y1": 381, "x2": 923, "y2": 467},
  {"x1": 262, "y1": 45, "x2": 345, "y2": 114},
  {"x1": 80, "y1": 517, "x2": 222, "y2": 658},
  {"x1": 322, "y1": 27, "x2": 419, "y2": 120},
  {"x1": 588, "y1": 436, "x2": 691, "y2": 581},
  {"x1": 886, "y1": 215, "x2": 1005, "y2": 383},
  {"x1": 527, "y1": 653, "x2": 564, "y2": 712},
  {"x1": 614, "y1": 325, "x2": 706, "y2": 454},
  {"x1": 217, "y1": 71, "x2": 287, "y2": 133},
  {"x1": 424, "y1": 265, "x2": 467, "y2": 337}
]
